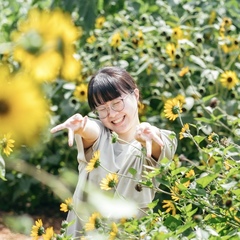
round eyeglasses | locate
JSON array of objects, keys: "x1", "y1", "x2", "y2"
[{"x1": 94, "y1": 94, "x2": 131, "y2": 119}]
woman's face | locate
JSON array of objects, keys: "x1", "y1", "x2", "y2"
[{"x1": 97, "y1": 88, "x2": 139, "y2": 138}]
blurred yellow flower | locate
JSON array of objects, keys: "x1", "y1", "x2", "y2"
[
  {"x1": 100, "y1": 173, "x2": 119, "y2": 190},
  {"x1": 132, "y1": 30, "x2": 144, "y2": 47},
  {"x1": 171, "y1": 185, "x2": 180, "y2": 202},
  {"x1": 138, "y1": 101, "x2": 146, "y2": 115},
  {"x1": 0, "y1": 71, "x2": 49, "y2": 146},
  {"x1": 87, "y1": 35, "x2": 97, "y2": 44},
  {"x1": 166, "y1": 43, "x2": 176, "y2": 60},
  {"x1": 175, "y1": 94, "x2": 186, "y2": 105},
  {"x1": 95, "y1": 16, "x2": 106, "y2": 29},
  {"x1": 109, "y1": 222, "x2": 118, "y2": 240},
  {"x1": 208, "y1": 11, "x2": 216, "y2": 24},
  {"x1": 221, "y1": 17, "x2": 232, "y2": 27},
  {"x1": 208, "y1": 132, "x2": 218, "y2": 143},
  {"x1": 85, "y1": 212, "x2": 101, "y2": 231},
  {"x1": 164, "y1": 98, "x2": 182, "y2": 121},
  {"x1": 73, "y1": 84, "x2": 88, "y2": 102},
  {"x1": 43, "y1": 227, "x2": 54, "y2": 240},
  {"x1": 179, "y1": 66, "x2": 189, "y2": 77},
  {"x1": 86, "y1": 150, "x2": 100, "y2": 172},
  {"x1": 12, "y1": 8, "x2": 81, "y2": 82},
  {"x1": 179, "y1": 123, "x2": 189, "y2": 140},
  {"x1": 31, "y1": 219, "x2": 44, "y2": 239},
  {"x1": 172, "y1": 27, "x2": 183, "y2": 40},
  {"x1": 111, "y1": 32, "x2": 121, "y2": 48},
  {"x1": 220, "y1": 71, "x2": 238, "y2": 90},
  {"x1": 162, "y1": 200, "x2": 176, "y2": 216},
  {"x1": 1, "y1": 133, "x2": 15, "y2": 156},
  {"x1": 61, "y1": 55, "x2": 82, "y2": 81},
  {"x1": 221, "y1": 36, "x2": 239, "y2": 53},
  {"x1": 185, "y1": 169, "x2": 195, "y2": 178},
  {"x1": 60, "y1": 198, "x2": 73, "y2": 212}
]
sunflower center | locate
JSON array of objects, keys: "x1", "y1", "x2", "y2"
[
  {"x1": 227, "y1": 77, "x2": 232, "y2": 83},
  {"x1": 80, "y1": 90, "x2": 85, "y2": 96},
  {"x1": 0, "y1": 99, "x2": 10, "y2": 115},
  {"x1": 95, "y1": 218, "x2": 101, "y2": 229},
  {"x1": 108, "y1": 180, "x2": 116, "y2": 188},
  {"x1": 172, "y1": 105, "x2": 180, "y2": 114}
]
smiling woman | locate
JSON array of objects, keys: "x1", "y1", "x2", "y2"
[{"x1": 50, "y1": 66, "x2": 177, "y2": 238}]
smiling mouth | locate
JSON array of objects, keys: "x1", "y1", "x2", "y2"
[{"x1": 112, "y1": 116, "x2": 125, "y2": 124}]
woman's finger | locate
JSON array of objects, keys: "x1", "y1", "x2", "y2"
[
  {"x1": 146, "y1": 139, "x2": 152, "y2": 158},
  {"x1": 68, "y1": 128, "x2": 74, "y2": 147},
  {"x1": 50, "y1": 124, "x2": 65, "y2": 133}
]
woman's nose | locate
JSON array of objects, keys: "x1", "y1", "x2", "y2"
[{"x1": 108, "y1": 107, "x2": 118, "y2": 117}]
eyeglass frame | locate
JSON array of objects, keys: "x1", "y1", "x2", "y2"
[{"x1": 93, "y1": 92, "x2": 134, "y2": 119}]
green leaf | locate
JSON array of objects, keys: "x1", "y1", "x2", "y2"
[
  {"x1": 196, "y1": 173, "x2": 219, "y2": 188},
  {"x1": 232, "y1": 189, "x2": 240, "y2": 197},
  {"x1": 148, "y1": 199, "x2": 159, "y2": 209},
  {"x1": 164, "y1": 216, "x2": 182, "y2": 231},
  {"x1": 201, "y1": 94, "x2": 217, "y2": 103},
  {"x1": 128, "y1": 167, "x2": 137, "y2": 176},
  {"x1": 193, "y1": 135, "x2": 206, "y2": 144},
  {"x1": 171, "y1": 167, "x2": 188, "y2": 176},
  {"x1": 176, "y1": 221, "x2": 195, "y2": 235},
  {"x1": 194, "y1": 117, "x2": 215, "y2": 124}
]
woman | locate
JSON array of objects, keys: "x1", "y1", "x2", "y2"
[{"x1": 51, "y1": 66, "x2": 177, "y2": 236}]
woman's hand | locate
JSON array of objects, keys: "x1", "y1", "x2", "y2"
[
  {"x1": 50, "y1": 114, "x2": 88, "y2": 147},
  {"x1": 135, "y1": 122, "x2": 164, "y2": 158}
]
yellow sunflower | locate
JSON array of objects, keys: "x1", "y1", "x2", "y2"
[
  {"x1": 110, "y1": 32, "x2": 121, "y2": 48},
  {"x1": 172, "y1": 27, "x2": 183, "y2": 40},
  {"x1": 86, "y1": 150, "x2": 100, "y2": 172},
  {"x1": 208, "y1": 132, "x2": 218, "y2": 143},
  {"x1": 60, "y1": 198, "x2": 73, "y2": 212},
  {"x1": 221, "y1": 36, "x2": 239, "y2": 53},
  {"x1": 61, "y1": 54, "x2": 82, "y2": 82},
  {"x1": 175, "y1": 94, "x2": 186, "y2": 106},
  {"x1": 109, "y1": 222, "x2": 118, "y2": 240},
  {"x1": 166, "y1": 43, "x2": 176, "y2": 60},
  {"x1": 162, "y1": 200, "x2": 176, "y2": 216},
  {"x1": 86, "y1": 35, "x2": 97, "y2": 44},
  {"x1": 95, "y1": 16, "x2": 106, "y2": 29},
  {"x1": 85, "y1": 212, "x2": 101, "y2": 231},
  {"x1": 100, "y1": 173, "x2": 119, "y2": 191},
  {"x1": 0, "y1": 71, "x2": 49, "y2": 146},
  {"x1": 220, "y1": 71, "x2": 239, "y2": 90},
  {"x1": 73, "y1": 84, "x2": 88, "y2": 102},
  {"x1": 43, "y1": 227, "x2": 54, "y2": 240},
  {"x1": 179, "y1": 123, "x2": 189, "y2": 140},
  {"x1": 179, "y1": 66, "x2": 189, "y2": 77},
  {"x1": 185, "y1": 169, "x2": 195, "y2": 178},
  {"x1": 11, "y1": 8, "x2": 80, "y2": 82},
  {"x1": 31, "y1": 219, "x2": 45, "y2": 239},
  {"x1": 1, "y1": 133, "x2": 15, "y2": 156},
  {"x1": 164, "y1": 98, "x2": 182, "y2": 121}
]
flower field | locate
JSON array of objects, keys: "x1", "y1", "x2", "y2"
[{"x1": 0, "y1": 0, "x2": 239, "y2": 239}]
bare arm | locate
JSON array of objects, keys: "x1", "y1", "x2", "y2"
[{"x1": 50, "y1": 114, "x2": 100, "y2": 149}]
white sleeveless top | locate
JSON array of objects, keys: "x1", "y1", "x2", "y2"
[{"x1": 66, "y1": 119, "x2": 177, "y2": 237}]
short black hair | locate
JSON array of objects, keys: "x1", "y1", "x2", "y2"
[{"x1": 88, "y1": 66, "x2": 138, "y2": 110}]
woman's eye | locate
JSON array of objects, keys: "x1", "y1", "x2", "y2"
[
  {"x1": 97, "y1": 108, "x2": 106, "y2": 112},
  {"x1": 112, "y1": 100, "x2": 121, "y2": 106}
]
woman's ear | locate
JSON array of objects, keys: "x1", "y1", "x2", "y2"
[{"x1": 133, "y1": 88, "x2": 139, "y2": 101}]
